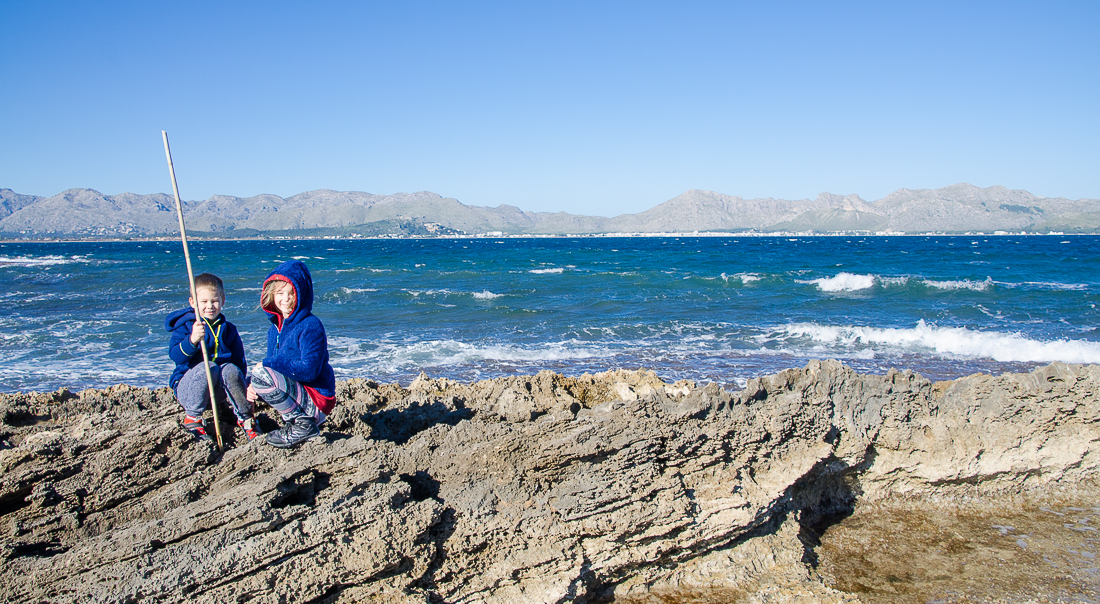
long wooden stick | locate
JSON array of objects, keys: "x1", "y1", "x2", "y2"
[{"x1": 162, "y1": 131, "x2": 224, "y2": 451}]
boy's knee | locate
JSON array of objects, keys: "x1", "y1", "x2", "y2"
[{"x1": 220, "y1": 363, "x2": 244, "y2": 384}]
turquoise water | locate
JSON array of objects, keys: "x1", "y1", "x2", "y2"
[{"x1": 3, "y1": 236, "x2": 1099, "y2": 393}]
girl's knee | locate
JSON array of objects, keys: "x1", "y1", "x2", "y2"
[{"x1": 250, "y1": 363, "x2": 277, "y2": 389}]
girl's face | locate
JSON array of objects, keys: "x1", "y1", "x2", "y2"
[{"x1": 273, "y1": 282, "x2": 297, "y2": 319}]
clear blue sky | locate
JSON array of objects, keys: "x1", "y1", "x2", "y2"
[{"x1": 1, "y1": 1, "x2": 1097, "y2": 216}]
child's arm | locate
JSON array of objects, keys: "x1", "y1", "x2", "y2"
[
  {"x1": 168, "y1": 320, "x2": 201, "y2": 364},
  {"x1": 227, "y1": 326, "x2": 247, "y2": 376}
]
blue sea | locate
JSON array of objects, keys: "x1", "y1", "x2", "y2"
[{"x1": 2, "y1": 236, "x2": 1099, "y2": 394}]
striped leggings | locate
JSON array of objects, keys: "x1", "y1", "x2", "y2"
[{"x1": 249, "y1": 363, "x2": 327, "y2": 424}]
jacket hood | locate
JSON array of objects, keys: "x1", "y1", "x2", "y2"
[
  {"x1": 165, "y1": 307, "x2": 223, "y2": 331},
  {"x1": 262, "y1": 260, "x2": 315, "y2": 330}
]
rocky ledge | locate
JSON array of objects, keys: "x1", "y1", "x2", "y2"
[{"x1": 1, "y1": 361, "x2": 1098, "y2": 603}]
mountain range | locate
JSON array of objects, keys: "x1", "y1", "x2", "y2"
[{"x1": 2, "y1": 183, "x2": 1099, "y2": 238}]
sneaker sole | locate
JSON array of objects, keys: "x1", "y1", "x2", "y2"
[{"x1": 265, "y1": 433, "x2": 323, "y2": 448}]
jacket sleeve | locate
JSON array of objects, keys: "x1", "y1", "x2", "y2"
[
  {"x1": 168, "y1": 322, "x2": 200, "y2": 364},
  {"x1": 263, "y1": 320, "x2": 327, "y2": 384},
  {"x1": 227, "y1": 326, "x2": 248, "y2": 377}
]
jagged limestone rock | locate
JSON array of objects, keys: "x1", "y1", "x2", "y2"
[{"x1": 1, "y1": 362, "x2": 1097, "y2": 603}]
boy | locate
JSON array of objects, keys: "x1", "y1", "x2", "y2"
[{"x1": 165, "y1": 273, "x2": 260, "y2": 443}]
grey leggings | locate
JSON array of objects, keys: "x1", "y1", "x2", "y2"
[
  {"x1": 175, "y1": 362, "x2": 251, "y2": 421},
  {"x1": 249, "y1": 363, "x2": 326, "y2": 424}
]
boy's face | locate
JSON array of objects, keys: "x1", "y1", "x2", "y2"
[
  {"x1": 273, "y1": 282, "x2": 297, "y2": 319},
  {"x1": 190, "y1": 286, "x2": 224, "y2": 320}
]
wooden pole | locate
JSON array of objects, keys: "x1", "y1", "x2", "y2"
[{"x1": 162, "y1": 131, "x2": 224, "y2": 451}]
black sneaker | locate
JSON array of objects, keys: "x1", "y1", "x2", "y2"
[{"x1": 264, "y1": 416, "x2": 320, "y2": 448}]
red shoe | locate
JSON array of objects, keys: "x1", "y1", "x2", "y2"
[
  {"x1": 183, "y1": 415, "x2": 213, "y2": 443},
  {"x1": 238, "y1": 418, "x2": 261, "y2": 441}
]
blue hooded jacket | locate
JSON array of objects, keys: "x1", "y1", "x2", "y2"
[
  {"x1": 261, "y1": 260, "x2": 336, "y2": 408},
  {"x1": 165, "y1": 309, "x2": 247, "y2": 391}
]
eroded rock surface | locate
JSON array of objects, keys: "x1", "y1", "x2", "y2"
[{"x1": 1, "y1": 362, "x2": 1097, "y2": 603}]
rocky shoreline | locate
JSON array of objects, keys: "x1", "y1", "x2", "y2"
[{"x1": 1, "y1": 361, "x2": 1098, "y2": 603}]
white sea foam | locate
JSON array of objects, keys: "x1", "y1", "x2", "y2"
[
  {"x1": 802, "y1": 273, "x2": 876, "y2": 292},
  {"x1": 923, "y1": 277, "x2": 993, "y2": 291},
  {"x1": 341, "y1": 287, "x2": 378, "y2": 294},
  {"x1": 530, "y1": 268, "x2": 565, "y2": 274},
  {"x1": 402, "y1": 288, "x2": 502, "y2": 300},
  {"x1": 331, "y1": 338, "x2": 609, "y2": 373},
  {"x1": 720, "y1": 272, "x2": 761, "y2": 284},
  {"x1": 880, "y1": 276, "x2": 910, "y2": 287},
  {"x1": 776, "y1": 321, "x2": 1100, "y2": 364},
  {"x1": 1018, "y1": 281, "x2": 1089, "y2": 291},
  {"x1": 0, "y1": 255, "x2": 91, "y2": 267}
]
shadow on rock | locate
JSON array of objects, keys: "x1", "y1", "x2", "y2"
[{"x1": 364, "y1": 399, "x2": 474, "y2": 445}]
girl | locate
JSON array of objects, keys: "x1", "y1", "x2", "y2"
[{"x1": 246, "y1": 260, "x2": 336, "y2": 447}]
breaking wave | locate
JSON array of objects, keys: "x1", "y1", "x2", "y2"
[
  {"x1": 330, "y1": 338, "x2": 610, "y2": 375},
  {"x1": 923, "y1": 277, "x2": 993, "y2": 291},
  {"x1": 802, "y1": 273, "x2": 876, "y2": 292},
  {"x1": 773, "y1": 321, "x2": 1100, "y2": 364},
  {"x1": 0, "y1": 255, "x2": 91, "y2": 267}
]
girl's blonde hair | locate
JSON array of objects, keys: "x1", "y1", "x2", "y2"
[{"x1": 261, "y1": 279, "x2": 293, "y2": 312}]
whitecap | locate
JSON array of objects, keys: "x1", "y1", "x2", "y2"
[
  {"x1": 801, "y1": 273, "x2": 876, "y2": 292},
  {"x1": 331, "y1": 338, "x2": 610, "y2": 374},
  {"x1": 879, "y1": 276, "x2": 910, "y2": 287},
  {"x1": 923, "y1": 277, "x2": 993, "y2": 291},
  {"x1": 0, "y1": 255, "x2": 91, "y2": 267},
  {"x1": 472, "y1": 290, "x2": 502, "y2": 300},
  {"x1": 1019, "y1": 281, "x2": 1089, "y2": 291},
  {"x1": 775, "y1": 321, "x2": 1100, "y2": 364},
  {"x1": 529, "y1": 268, "x2": 565, "y2": 274}
]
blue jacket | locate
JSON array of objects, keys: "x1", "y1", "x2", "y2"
[
  {"x1": 165, "y1": 309, "x2": 247, "y2": 390},
  {"x1": 261, "y1": 260, "x2": 336, "y2": 405}
]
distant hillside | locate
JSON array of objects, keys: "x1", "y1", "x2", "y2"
[{"x1": 1, "y1": 184, "x2": 1098, "y2": 239}]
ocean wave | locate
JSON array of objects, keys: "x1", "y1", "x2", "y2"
[
  {"x1": 0, "y1": 255, "x2": 91, "y2": 267},
  {"x1": 331, "y1": 338, "x2": 610, "y2": 373},
  {"x1": 529, "y1": 268, "x2": 565, "y2": 274},
  {"x1": 801, "y1": 273, "x2": 876, "y2": 292},
  {"x1": 798, "y1": 273, "x2": 1005, "y2": 293},
  {"x1": 922, "y1": 277, "x2": 993, "y2": 291},
  {"x1": 1016, "y1": 281, "x2": 1089, "y2": 291},
  {"x1": 774, "y1": 321, "x2": 1100, "y2": 364},
  {"x1": 721, "y1": 272, "x2": 761, "y2": 284},
  {"x1": 402, "y1": 288, "x2": 497, "y2": 299},
  {"x1": 879, "y1": 276, "x2": 909, "y2": 287}
]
